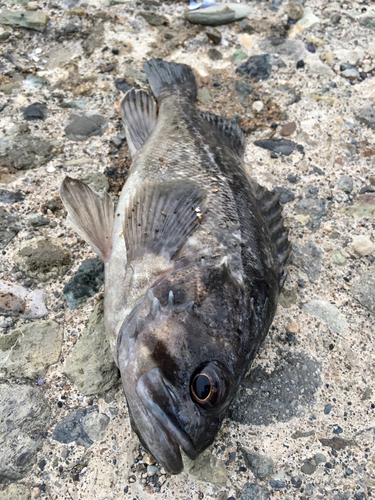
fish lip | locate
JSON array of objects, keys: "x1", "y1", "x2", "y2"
[{"x1": 136, "y1": 368, "x2": 199, "y2": 465}]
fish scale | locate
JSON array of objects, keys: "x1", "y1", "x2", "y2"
[{"x1": 59, "y1": 58, "x2": 291, "y2": 474}]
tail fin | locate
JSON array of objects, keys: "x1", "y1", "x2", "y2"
[{"x1": 143, "y1": 58, "x2": 197, "y2": 102}]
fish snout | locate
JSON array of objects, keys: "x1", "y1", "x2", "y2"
[{"x1": 136, "y1": 367, "x2": 199, "y2": 472}]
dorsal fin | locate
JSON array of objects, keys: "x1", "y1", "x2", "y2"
[
  {"x1": 123, "y1": 180, "x2": 206, "y2": 262},
  {"x1": 59, "y1": 176, "x2": 114, "y2": 262},
  {"x1": 250, "y1": 180, "x2": 292, "y2": 289},
  {"x1": 120, "y1": 89, "x2": 157, "y2": 157},
  {"x1": 201, "y1": 112, "x2": 246, "y2": 157}
]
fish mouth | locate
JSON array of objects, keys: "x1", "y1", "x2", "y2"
[{"x1": 136, "y1": 367, "x2": 198, "y2": 473}]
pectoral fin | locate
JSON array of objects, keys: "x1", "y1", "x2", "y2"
[{"x1": 59, "y1": 176, "x2": 114, "y2": 262}]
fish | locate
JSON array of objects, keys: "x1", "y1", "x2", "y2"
[{"x1": 59, "y1": 58, "x2": 291, "y2": 474}]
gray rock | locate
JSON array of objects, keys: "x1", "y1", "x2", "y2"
[
  {"x1": 258, "y1": 38, "x2": 307, "y2": 62},
  {"x1": 296, "y1": 198, "x2": 326, "y2": 229},
  {"x1": 184, "y1": 448, "x2": 227, "y2": 486},
  {"x1": 0, "y1": 82, "x2": 21, "y2": 95},
  {"x1": 63, "y1": 258, "x2": 104, "y2": 310},
  {"x1": 14, "y1": 237, "x2": 72, "y2": 282},
  {"x1": 285, "y1": 2, "x2": 304, "y2": 21},
  {"x1": 80, "y1": 172, "x2": 109, "y2": 193},
  {"x1": 314, "y1": 453, "x2": 326, "y2": 464},
  {"x1": 0, "y1": 282, "x2": 48, "y2": 318},
  {"x1": 338, "y1": 176, "x2": 353, "y2": 193},
  {"x1": 241, "y1": 483, "x2": 270, "y2": 500},
  {"x1": 351, "y1": 271, "x2": 375, "y2": 316},
  {"x1": 0, "y1": 189, "x2": 24, "y2": 203},
  {"x1": 293, "y1": 241, "x2": 323, "y2": 282},
  {"x1": 254, "y1": 139, "x2": 295, "y2": 156},
  {"x1": 235, "y1": 81, "x2": 253, "y2": 102},
  {"x1": 206, "y1": 26, "x2": 222, "y2": 44},
  {"x1": 0, "y1": 207, "x2": 23, "y2": 249},
  {"x1": 185, "y1": 3, "x2": 252, "y2": 26},
  {"x1": 278, "y1": 286, "x2": 297, "y2": 308},
  {"x1": 236, "y1": 55, "x2": 272, "y2": 81},
  {"x1": 356, "y1": 107, "x2": 375, "y2": 131},
  {"x1": 242, "y1": 449, "x2": 274, "y2": 479},
  {"x1": 138, "y1": 11, "x2": 167, "y2": 26},
  {"x1": 0, "y1": 134, "x2": 61, "y2": 171},
  {"x1": 0, "y1": 483, "x2": 31, "y2": 500},
  {"x1": 23, "y1": 102, "x2": 47, "y2": 121},
  {"x1": 0, "y1": 383, "x2": 51, "y2": 482},
  {"x1": 197, "y1": 88, "x2": 212, "y2": 105},
  {"x1": 273, "y1": 186, "x2": 295, "y2": 204},
  {"x1": 301, "y1": 460, "x2": 317, "y2": 475},
  {"x1": 52, "y1": 405, "x2": 109, "y2": 448},
  {"x1": 303, "y1": 300, "x2": 348, "y2": 334},
  {"x1": 331, "y1": 249, "x2": 347, "y2": 266},
  {"x1": 0, "y1": 8, "x2": 48, "y2": 32},
  {"x1": 23, "y1": 75, "x2": 47, "y2": 90},
  {"x1": 359, "y1": 17, "x2": 375, "y2": 29},
  {"x1": 0, "y1": 320, "x2": 63, "y2": 380},
  {"x1": 59, "y1": 100, "x2": 87, "y2": 110},
  {"x1": 82, "y1": 22, "x2": 104, "y2": 55},
  {"x1": 341, "y1": 68, "x2": 359, "y2": 80},
  {"x1": 63, "y1": 301, "x2": 119, "y2": 396},
  {"x1": 28, "y1": 215, "x2": 50, "y2": 227},
  {"x1": 65, "y1": 113, "x2": 107, "y2": 141},
  {"x1": 229, "y1": 351, "x2": 321, "y2": 425}
]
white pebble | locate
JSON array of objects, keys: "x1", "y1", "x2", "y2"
[{"x1": 252, "y1": 101, "x2": 264, "y2": 112}]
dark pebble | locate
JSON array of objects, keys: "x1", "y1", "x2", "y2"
[
  {"x1": 236, "y1": 54, "x2": 272, "y2": 81},
  {"x1": 324, "y1": 403, "x2": 332, "y2": 414},
  {"x1": 328, "y1": 81, "x2": 337, "y2": 88},
  {"x1": 57, "y1": 401, "x2": 63, "y2": 408},
  {"x1": 112, "y1": 47, "x2": 119, "y2": 55},
  {"x1": 291, "y1": 477, "x2": 302, "y2": 488},
  {"x1": 64, "y1": 22, "x2": 77, "y2": 33},
  {"x1": 0, "y1": 189, "x2": 25, "y2": 203},
  {"x1": 296, "y1": 60, "x2": 305, "y2": 69},
  {"x1": 273, "y1": 186, "x2": 295, "y2": 204},
  {"x1": 306, "y1": 43, "x2": 316, "y2": 53},
  {"x1": 208, "y1": 48, "x2": 222, "y2": 60},
  {"x1": 115, "y1": 78, "x2": 132, "y2": 93},
  {"x1": 296, "y1": 144, "x2": 305, "y2": 154},
  {"x1": 39, "y1": 459, "x2": 47, "y2": 471},
  {"x1": 340, "y1": 62, "x2": 355, "y2": 71},
  {"x1": 331, "y1": 13, "x2": 341, "y2": 23},
  {"x1": 345, "y1": 467, "x2": 354, "y2": 476},
  {"x1": 206, "y1": 26, "x2": 221, "y2": 45},
  {"x1": 23, "y1": 102, "x2": 47, "y2": 121},
  {"x1": 313, "y1": 165, "x2": 324, "y2": 175},
  {"x1": 325, "y1": 462, "x2": 334, "y2": 469},
  {"x1": 104, "y1": 166, "x2": 120, "y2": 180},
  {"x1": 254, "y1": 138, "x2": 295, "y2": 156},
  {"x1": 269, "y1": 478, "x2": 286, "y2": 489},
  {"x1": 298, "y1": 279, "x2": 305, "y2": 287},
  {"x1": 354, "y1": 493, "x2": 366, "y2": 500},
  {"x1": 270, "y1": 152, "x2": 278, "y2": 159},
  {"x1": 234, "y1": 80, "x2": 253, "y2": 102},
  {"x1": 359, "y1": 185, "x2": 375, "y2": 194},
  {"x1": 286, "y1": 332, "x2": 296, "y2": 343},
  {"x1": 333, "y1": 426, "x2": 343, "y2": 434},
  {"x1": 287, "y1": 174, "x2": 298, "y2": 183},
  {"x1": 63, "y1": 258, "x2": 104, "y2": 309}
]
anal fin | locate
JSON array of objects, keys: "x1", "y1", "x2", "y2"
[
  {"x1": 124, "y1": 180, "x2": 206, "y2": 262},
  {"x1": 60, "y1": 176, "x2": 114, "y2": 262},
  {"x1": 120, "y1": 89, "x2": 157, "y2": 157}
]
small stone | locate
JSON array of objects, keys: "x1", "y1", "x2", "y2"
[
  {"x1": 351, "y1": 271, "x2": 375, "y2": 316},
  {"x1": 314, "y1": 453, "x2": 326, "y2": 464},
  {"x1": 319, "y1": 436, "x2": 356, "y2": 450},
  {"x1": 242, "y1": 449, "x2": 274, "y2": 479},
  {"x1": 342, "y1": 68, "x2": 360, "y2": 80},
  {"x1": 296, "y1": 7, "x2": 320, "y2": 30},
  {"x1": 351, "y1": 235, "x2": 375, "y2": 256},
  {"x1": 65, "y1": 113, "x2": 107, "y2": 142},
  {"x1": 293, "y1": 241, "x2": 323, "y2": 282},
  {"x1": 356, "y1": 107, "x2": 375, "y2": 130},
  {"x1": 331, "y1": 249, "x2": 347, "y2": 266},
  {"x1": 303, "y1": 300, "x2": 348, "y2": 334},
  {"x1": 63, "y1": 258, "x2": 104, "y2": 309},
  {"x1": 236, "y1": 54, "x2": 272, "y2": 81},
  {"x1": 286, "y1": 321, "x2": 298, "y2": 334},
  {"x1": 291, "y1": 476, "x2": 302, "y2": 488},
  {"x1": 208, "y1": 48, "x2": 222, "y2": 60},
  {"x1": 269, "y1": 478, "x2": 286, "y2": 489},
  {"x1": 115, "y1": 78, "x2": 132, "y2": 93},
  {"x1": 296, "y1": 198, "x2": 326, "y2": 229},
  {"x1": 340, "y1": 193, "x2": 375, "y2": 218},
  {"x1": 324, "y1": 403, "x2": 332, "y2": 414},
  {"x1": 0, "y1": 189, "x2": 24, "y2": 203},
  {"x1": 361, "y1": 387, "x2": 372, "y2": 401},
  {"x1": 296, "y1": 60, "x2": 305, "y2": 69},
  {"x1": 359, "y1": 185, "x2": 375, "y2": 194},
  {"x1": 206, "y1": 27, "x2": 222, "y2": 44},
  {"x1": 63, "y1": 301, "x2": 119, "y2": 395},
  {"x1": 80, "y1": 172, "x2": 109, "y2": 193},
  {"x1": 287, "y1": 173, "x2": 297, "y2": 184},
  {"x1": 147, "y1": 465, "x2": 158, "y2": 476},
  {"x1": 285, "y1": 2, "x2": 304, "y2": 21},
  {"x1": 0, "y1": 282, "x2": 48, "y2": 318},
  {"x1": 273, "y1": 186, "x2": 295, "y2": 204},
  {"x1": 184, "y1": 448, "x2": 227, "y2": 486},
  {"x1": 28, "y1": 215, "x2": 50, "y2": 227},
  {"x1": 234, "y1": 81, "x2": 253, "y2": 102},
  {"x1": 359, "y1": 17, "x2": 375, "y2": 29},
  {"x1": 0, "y1": 384, "x2": 51, "y2": 482},
  {"x1": 0, "y1": 8, "x2": 48, "y2": 32},
  {"x1": 280, "y1": 122, "x2": 296, "y2": 136},
  {"x1": 241, "y1": 483, "x2": 270, "y2": 500},
  {"x1": 185, "y1": 3, "x2": 252, "y2": 27},
  {"x1": 254, "y1": 139, "x2": 295, "y2": 156},
  {"x1": 0, "y1": 207, "x2": 23, "y2": 249},
  {"x1": 23, "y1": 102, "x2": 47, "y2": 120},
  {"x1": 197, "y1": 88, "x2": 212, "y2": 105},
  {"x1": 301, "y1": 461, "x2": 317, "y2": 475},
  {"x1": 0, "y1": 82, "x2": 21, "y2": 95},
  {"x1": 252, "y1": 100, "x2": 264, "y2": 112},
  {"x1": 0, "y1": 320, "x2": 63, "y2": 379},
  {"x1": 231, "y1": 48, "x2": 248, "y2": 63},
  {"x1": 81, "y1": 411, "x2": 110, "y2": 441},
  {"x1": 331, "y1": 12, "x2": 341, "y2": 24},
  {"x1": 338, "y1": 176, "x2": 353, "y2": 193},
  {"x1": 278, "y1": 286, "x2": 297, "y2": 308},
  {"x1": 333, "y1": 426, "x2": 343, "y2": 434},
  {"x1": 138, "y1": 12, "x2": 167, "y2": 26}
]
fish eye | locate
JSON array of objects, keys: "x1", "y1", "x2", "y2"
[{"x1": 190, "y1": 362, "x2": 230, "y2": 409}]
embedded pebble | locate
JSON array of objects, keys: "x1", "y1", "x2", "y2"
[{"x1": 351, "y1": 235, "x2": 375, "y2": 256}]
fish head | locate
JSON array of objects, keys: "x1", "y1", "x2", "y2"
[{"x1": 117, "y1": 263, "x2": 250, "y2": 473}]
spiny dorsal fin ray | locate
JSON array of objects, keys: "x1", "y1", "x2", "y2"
[
  {"x1": 59, "y1": 176, "x2": 114, "y2": 262},
  {"x1": 250, "y1": 179, "x2": 292, "y2": 289},
  {"x1": 201, "y1": 112, "x2": 246, "y2": 157},
  {"x1": 123, "y1": 180, "x2": 206, "y2": 263},
  {"x1": 120, "y1": 89, "x2": 157, "y2": 157}
]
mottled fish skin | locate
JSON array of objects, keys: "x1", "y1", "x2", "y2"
[{"x1": 60, "y1": 59, "x2": 291, "y2": 474}]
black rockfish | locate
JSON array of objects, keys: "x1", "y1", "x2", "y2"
[{"x1": 60, "y1": 58, "x2": 291, "y2": 474}]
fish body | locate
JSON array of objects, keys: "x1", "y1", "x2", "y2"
[{"x1": 60, "y1": 59, "x2": 291, "y2": 473}]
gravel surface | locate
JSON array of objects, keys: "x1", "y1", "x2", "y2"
[{"x1": 0, "y1": 0, "x2": 375, "y2": 499}]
